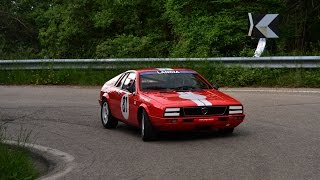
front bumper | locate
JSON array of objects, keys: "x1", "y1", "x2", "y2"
[{"x1": 149, "y1": 115, "x2": 245, "y2": 131}]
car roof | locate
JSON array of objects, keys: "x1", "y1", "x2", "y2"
[{"x1": 134, "y1": 68, "x2": 197, "y2": 73}]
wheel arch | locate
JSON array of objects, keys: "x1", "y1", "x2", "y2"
[
  {"x1": 101, "y1": 93, "x2": 113, "y2": 115},
  {"x1": 137, "y1": 104, "x2": 150, "y2": 126},
  {"x1": 101, "y1": 92, "x2": 110, "y2": 103}
]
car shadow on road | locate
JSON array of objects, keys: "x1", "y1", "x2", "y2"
[
  {"x1": 115, "y1": 123, "x2": 141, "y2": 137},
  {"x1": 115, "y1": 123, "x2": 251, "y2": 142}
]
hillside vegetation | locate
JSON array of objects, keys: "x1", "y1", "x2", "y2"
[{"x1": 1, "y1": 0, "x2": 320, "y2": 59}]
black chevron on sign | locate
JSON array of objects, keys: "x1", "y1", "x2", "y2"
[
  {"x1": 248, "y1": 13, "x2": 279, "y2": 38},
  {"x1": 252, "y1": 14, "x2": 266, "y2": 38}
]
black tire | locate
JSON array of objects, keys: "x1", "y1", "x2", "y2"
[
  {"x1": 141, "y1": 109, "x2": 157, "y2": 141},
  {"x1": 101, "y1": 99, "x2": 118, "y2": 129},
  {"x1": 219, "y1": 128, "x2": 234, "y2": 136}
]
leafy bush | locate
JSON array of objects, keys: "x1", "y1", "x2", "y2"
[
  {"x1": 1, "y1": 65, "x2": 320, "y2": 88},
  {"x1": 1, "y1": 0, "x2": 320, "y2": 59}
]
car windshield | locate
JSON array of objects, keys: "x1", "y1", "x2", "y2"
[{"x1": 140, "y1": 71, "x2": 210, "y2": 91}]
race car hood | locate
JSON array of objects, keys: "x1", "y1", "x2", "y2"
[{"x1": 141, "y1": 90, "x2": 241, "y2": 107}]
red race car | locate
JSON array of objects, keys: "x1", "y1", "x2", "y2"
[{"x1": 98, "y1": 68, "x2": 245, "y2": 141}]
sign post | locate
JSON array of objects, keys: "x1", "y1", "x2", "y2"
[
  {"x1": 248, "y1": 13, "x2": 279, "y2": 57},
  {"x1": 254, "y1": 38, "x2": 266, "y2": 57}
]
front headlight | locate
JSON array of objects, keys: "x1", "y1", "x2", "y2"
[
  {"x1": 229, "y1": 106, "x2": 243, "y2": 114},
  {"x1": 164, "y1": 108, "x2": 181, "y2": 117}
]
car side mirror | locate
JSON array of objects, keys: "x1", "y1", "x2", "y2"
[{"x1": 126, "y1": 86, "x2": 135, "y2": 93}]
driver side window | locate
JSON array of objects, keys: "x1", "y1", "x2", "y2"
[{"x1": 121, "y1": 72, "x2": 136, "y2": 93}]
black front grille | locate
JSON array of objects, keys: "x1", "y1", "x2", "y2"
[{"x1": 182, "y1": 106, "x2": 227, "y2": 116}]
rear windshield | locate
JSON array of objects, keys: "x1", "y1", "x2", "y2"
[{"x1": 140, "y1": 71, "x2": 210, "y2": 91}]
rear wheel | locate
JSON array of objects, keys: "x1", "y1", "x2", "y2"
[
  {"x1": 141, "y1": 110, "x2": 157, "y2": 141},
  {"x1": 101, "y1": 100, "x2": 118, "y2": 129}
]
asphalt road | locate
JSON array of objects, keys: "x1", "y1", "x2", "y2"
[{"x1": 1, "y1": 86, "x2": 320, "y2": 180}]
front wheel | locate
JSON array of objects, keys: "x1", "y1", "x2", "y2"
[
  {"x1": 141, "y1": 110, "x2": 157, "y2": 141},
  {"x1": 101, "y1": 100, "x2": 118, "y2": 129}
]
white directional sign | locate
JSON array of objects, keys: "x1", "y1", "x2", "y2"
[{"x1": 248, "y1": 13, "x2": 279, "y2": 38}]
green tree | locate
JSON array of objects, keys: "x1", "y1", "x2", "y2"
[
  {"x1": 0, "y1": 0, "x2": 39, "y2": 59},
  {"x1": 165, "y1": 0, "x2": 285, "y2": 57},
  {"x1": 94, "y1": 0, "x2": 170, "y2": 58},
  {"x1": 282, "y1": 0, "x2": 320, "y2": 54},
  {"x1": 34, "y1": 0, "x2": 99, "y2": 58},
  {"x1": 1, "y1": 0, "x2": 320, "y2": 59}
]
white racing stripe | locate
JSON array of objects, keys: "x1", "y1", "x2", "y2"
[
  {"x1": 199, "y1": 99, "x2": 212, "y2": 106},
  {"x1": 178, "y1": 92, "x2": 212, "y2": 106},
  {"x1": 193, "y1": 100, "x2": 205, "y2": 106}
]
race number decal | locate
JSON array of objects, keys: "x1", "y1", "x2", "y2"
[
  {"x1": 178, "y1": 92, "x2": 212, "y2": 106},
  {"x1": 120, "y1": 94, "x2": 129, "y2": 120}
]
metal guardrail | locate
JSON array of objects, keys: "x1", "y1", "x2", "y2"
[{"x1": 1, "y1": 56, "x2": 320, "y2": 69}]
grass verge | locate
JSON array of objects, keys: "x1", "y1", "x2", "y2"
[
  {"x1": 0, "y1": 62, "x2": 320, "y2": 87},
  {"x1": 0, "y1": 124, "x2": 39, "y2": 180},
  {"x1": 0, "y1": 144, "x2": 39, "y2": 180}
]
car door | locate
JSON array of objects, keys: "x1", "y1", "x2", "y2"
[
  {"x1": 118, "y1": 72, "x2": 139, "y2": 126},
  {"x1": 108, "y1": 73, "x2": 129, "y2": 120}
]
